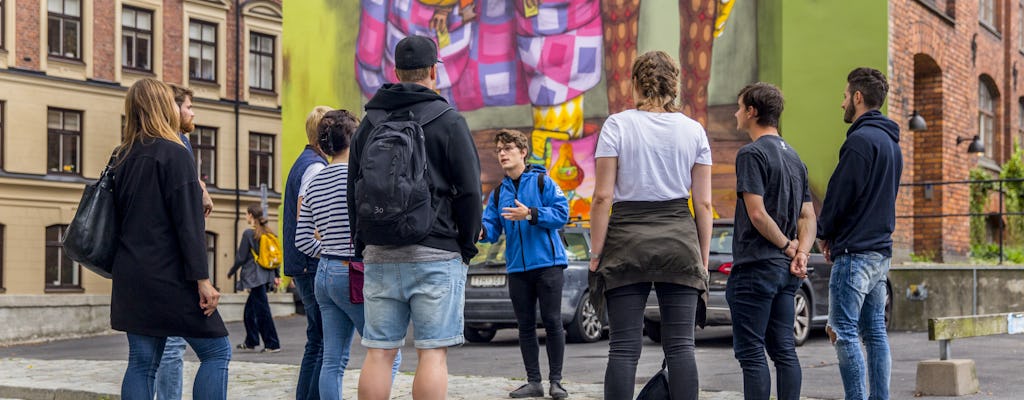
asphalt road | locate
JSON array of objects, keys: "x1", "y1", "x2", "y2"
[{"x1": 2, "y1": 316, "x2": 1022, "y2": 399}]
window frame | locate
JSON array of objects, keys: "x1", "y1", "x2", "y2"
[
  {"x1": 45, "y1": 225, "x2": 82, "y2": 292},
  {"x1": 979, "y1": 80, "x2": 997, "y2": 159},
  {"x1": 205, "y1": 231, "x2": 217, "y2": 289},
  {"x1": 190, "y1": 126, "x2": 217, "y2": 186},
  {"x1": 1, "y1": 0, "x2": 6, "y2": 51},
  {"x1": 0, "y1": 224, "x2": 5, "y2": 293},
  {"x1": 188, "y1": 19, "x2": 218, "y2": 83},
  {"x1": 47, "y1": 108, "x2": 83, "y2": 176},
  {"x1": 121, "y1": 5, "x2": 154, "y2": 72},
  {"x1": 47, "y1": 0, "x2": 83, "y2": 60},
  {"x1": 980, "y1": 0, "x2": 1000, "y2": 32},
  {"x1": 248, "y1": 31, "x2": 276, "y2": 92},
  {"x1": 1019, "y1": 1, "x2": 1024, "y2": 52},
  {"x1": 248, "y1": 132, "x2": 275, "y2": 191},
  {"x1": 0, "y1": 101, "x2": 5, "y2": 171}
]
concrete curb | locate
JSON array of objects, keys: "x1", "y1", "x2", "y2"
[{"x1": 0, "y1": 386, "x2": 117, "y2": 400}]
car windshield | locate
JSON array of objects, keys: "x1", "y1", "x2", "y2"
[
  {"x1": 710, "y1": 225, "x2": 733, "y2": 254},
  {"x1": 470, "y1": 230, "x2": 590, "y2": 265}
]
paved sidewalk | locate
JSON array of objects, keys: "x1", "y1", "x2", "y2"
[{"x1": 0, "y1": 357, "x2": 803, "y2": 400}]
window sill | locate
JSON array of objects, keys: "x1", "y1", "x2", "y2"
[
  {"x1": 249, "y1": 88, "x2": 277, "y2": 96},
  {"x1": 44, "y1": 287, "x2": 84, "y2": 293},
  {"x1": 914, "y1": 0, "x2": 956, "y2": 26},
  {"x1": 189, "y1": 78, "x2": 220, "y2": 87},
  {"x1": 48, "y1": 56, "x2": 85, "y2": 65},
  {"x1": 981, "y1": 22, "x2": 1002, "y2": 39},
  {"x1": 978, "y1": 156, "x2": 1001, "y2": 172},
  {"x1": 46, "y1": 171, "x2": 83, "y2": 178},
  {"x1": 122, "y1": 68, "x2": 155, "y2": 77}
]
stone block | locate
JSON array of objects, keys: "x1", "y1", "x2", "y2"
[{"x1": 916, "y1": 359, "x2": 979, "y2": 396}]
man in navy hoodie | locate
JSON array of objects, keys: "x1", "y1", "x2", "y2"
[
  {"x1": 818, "y1": 67, "x2": 902, "y2": 400},
  {"x1": 480, "y1": 129, "x2": 570, "y2": 399}
]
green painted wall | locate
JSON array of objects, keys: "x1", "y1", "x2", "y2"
[
  {"x1": 280, "y1": 0, "x2": 362, "y2": 195},
  {"x1": 759, "y1": 0, "x2": 889, "y2": 198}
]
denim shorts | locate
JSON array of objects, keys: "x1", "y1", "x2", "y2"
[{"x1": 361, "y1": 257, "x2": 467, "y2": 349}]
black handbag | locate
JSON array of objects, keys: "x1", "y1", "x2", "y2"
[
  {"x1": 636, "y1": 359, "x2": 670, "y2": 400},
  {"x1": 62, "y1": 152, "x2": 118, "y2": 278}
]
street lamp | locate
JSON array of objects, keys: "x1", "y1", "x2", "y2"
[
  {"x1": 957, "y1": 136, "x2": 985, "y2": 155},
  {"x1": 909, "y1": 110, "x2": 928, "y2": 131}
]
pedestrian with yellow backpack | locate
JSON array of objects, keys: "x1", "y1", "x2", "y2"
[{"x1": 227, "y1": 204, "x2": 282, "y2": 353}]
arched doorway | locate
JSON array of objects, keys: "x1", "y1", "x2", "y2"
[{"x1": 912, "y1": 53, "x2": 944, "y2": 260}]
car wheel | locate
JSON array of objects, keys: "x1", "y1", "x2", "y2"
[
  {"x1": 566, "y1": 293, "x2": 603, "y2": 343},
  {"x1": 464, "y1": 327, "x2": 496, "y2": 343},
  {"x1": 644, "y1": 319, "x2": 662, "y2": 343},
  {"x1": 794, "y1": 289, "x2": 811, "y2": 346}
]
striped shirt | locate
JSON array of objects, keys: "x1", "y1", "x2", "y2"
[{"x1": 295, "y1": 163, "x2": 354, "y2": 258}]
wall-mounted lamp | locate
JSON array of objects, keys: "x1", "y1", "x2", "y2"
[
  {"x1": 909, "y1": 110, "x2": 928, "y2": 131},
  {"x1": 957, "y1": 135, "x2": 985, "y2": 155}
]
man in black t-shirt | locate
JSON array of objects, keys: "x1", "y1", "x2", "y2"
[{"x1": 727, "y1": 83, "x2": 816, "y2": 400}]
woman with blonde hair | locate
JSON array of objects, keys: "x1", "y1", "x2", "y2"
[
  {"x1": 110, "y1": 78, "x2": 230, "y2": 399},
  {"x1": 228, "y1": 204, "x2": 282, "y2": 353},
  {"x1": 589, "y1": 51, "x2": 713, "y2": 400}
]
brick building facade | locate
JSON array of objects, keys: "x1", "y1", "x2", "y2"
[
  {"x1": 0, "y1": 0, "x2": 283, "y2": 294},
  {"x1": 890, "y1": 0, "x2": 1024, "y2": 261}
]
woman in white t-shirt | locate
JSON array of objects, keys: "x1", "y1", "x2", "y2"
[{"x1": 589, "y1": 50, "x2": 713, "y2": 400}]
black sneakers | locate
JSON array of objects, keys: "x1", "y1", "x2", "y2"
[
  {"x1": 509, "y1": 382, "x2": 544, "y2": 398},
  {"x1": 549, "y1": 381, "x2": 568, "y2": 399}
]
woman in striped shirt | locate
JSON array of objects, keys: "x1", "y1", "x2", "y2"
[{"x1": 295, "y1": 109, "x2": 401, "y2": 399}]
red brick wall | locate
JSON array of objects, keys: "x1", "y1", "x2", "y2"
[
  {"x1": 92, "y1": 0, "x2": 115, "y2": 81},
  {"x1": 891, "y1": 0, "x2": 1024, "y2": 260},
  {"x1": 15, "y1": 0, "x2": 40, "y2": 70},
  {"x1": 161, "y1": 0, "x2": 183, "y2": 85}
]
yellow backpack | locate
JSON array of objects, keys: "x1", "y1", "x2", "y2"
[{"x1": 251, "y1": 232, "x2": 283, "y2": 270}]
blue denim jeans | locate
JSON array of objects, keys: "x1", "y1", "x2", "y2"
[
  {"x1": 243, "y1": 284, "x2": 281, "y2": 349},
  {"x1": 123, "y1": 334, "x2": 230, "y2": 400},
  {"x1": 314, "y1": 258, "x2": 401, "y2": 400},
  {"x1": 828, "y1": 251, "x2": 891, "y2": 400},
  {"x1": 154, "y1": 336, "x2": 187, "y2": 400},
  {"x1": 293, "y1": 273, "x2": 323, "y2": 400},
  {"x1": 725, "y1": 262, "x2": 802, "y2": 400},
  {"x1": 362, "y1": 257, "x2": 467, "y2": 349}
]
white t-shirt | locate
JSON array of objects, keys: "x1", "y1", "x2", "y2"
[
  {"x1": 298, "y1": 162, "x2": 326, "y2": 198},
  {"x1": 594, "y1": 109, "x2": 712, "y2": 202}
]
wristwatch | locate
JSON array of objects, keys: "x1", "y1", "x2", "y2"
[{"x1": 525, "y1": 213, "x2": 532, "y2": 221}]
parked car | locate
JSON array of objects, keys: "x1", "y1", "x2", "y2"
[
  {"x1": 643, "y1": 219, "x2": 892, "y2": 346},
  {"x1": 463, "y1": 225, "x2": 606, "y2": 343}
]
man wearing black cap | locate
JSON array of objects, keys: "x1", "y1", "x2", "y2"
[{"x1": 348, "y1": 35, "x2": 482, "y2": 400}]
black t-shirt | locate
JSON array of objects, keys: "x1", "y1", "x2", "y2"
[{"x1": 732, "y1": 135, "x2": 811, "y2": 268}]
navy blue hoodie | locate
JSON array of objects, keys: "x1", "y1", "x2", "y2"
[{"x1": 817, "y1": 110, "x2": 903, "y2": 257}]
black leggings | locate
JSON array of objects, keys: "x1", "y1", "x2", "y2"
[
  {"x1": 508, "y1": 266, "x2": 565, "y2": 383},
  {"x1": 605, "y1": 282, "x2": 699, "y2": 400}
]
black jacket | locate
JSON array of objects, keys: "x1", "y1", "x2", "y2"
[
  {"x1": 349, "y1": 83, "x2": 482, "y2": 263},
  {"x1": 110, "y1": 138, "x2": 227, "y2": 338},
  {"x1": 817, "y1": 110, "x2": 903, "y2": 257}
]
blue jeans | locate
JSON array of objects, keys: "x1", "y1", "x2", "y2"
[
  {"x1": 725, "y1": 262, "x2": 802, "y2": 400},
  {"x1": 362, "y1": 257, "x2": 467, "y2": 349},
  {"x1": 293, "y1": 273, "x2": 323, "y2": 400},
  {"x1": 314, "y1": 258, "x2": 401, "y2": 400},
  {"x1": 123, "y1": 334, "x2": 230, "y2": 400},
  {"x1": 828, "y1": 252, "x2": 891, "y2": 400},
  {"x1": 244, "y1": 284, "x2": 281, "y2": 349},
  {"x1": 154, "y1": 336, "x2": 187, "y2": 400}
]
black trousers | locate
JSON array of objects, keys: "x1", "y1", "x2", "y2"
[
  {"x1": 508, "y1": 266, "x2": 565, "y2": 383},
  {"x1": 605, "y1": 282, "x2": 700, "y2": 400},
  {"x1": 243, "y1": 284, "x2": 280, "y2": 349}
]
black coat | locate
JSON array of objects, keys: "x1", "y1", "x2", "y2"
[{"x1": 109, "y1": 138, "x2": 227, "y2": 338}]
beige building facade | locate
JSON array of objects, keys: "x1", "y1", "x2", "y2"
[{"x1": 0, "y1": 0, "x2": 283, "y2": 295}]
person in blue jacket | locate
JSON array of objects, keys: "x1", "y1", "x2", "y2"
[{"x1": 480, "y1": 129, "x2": 570, "y2": 399}]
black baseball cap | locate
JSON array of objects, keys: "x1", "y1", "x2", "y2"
[{"x1": 395, "y1": 35, "x2": 443, "y2": 70}]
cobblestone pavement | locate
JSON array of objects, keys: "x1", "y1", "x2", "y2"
[{"x1": 0, "y1": 357, "x2": 782, "y2": 400}]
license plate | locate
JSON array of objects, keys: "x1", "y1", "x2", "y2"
[{"x1": 470, "y1": 274, "x2": 506, "y2": 288}]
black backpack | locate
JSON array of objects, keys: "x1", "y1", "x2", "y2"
[{"x1": 355, "y1": 101, "x2": 452, "y2": 246}]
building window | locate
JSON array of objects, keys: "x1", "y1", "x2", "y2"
[
  {"x1": 979, "y1": 80, "x2": 997, "y2": 159},
  {"x1": 190, "y1": 126, "x2": 217, "y2": 185},
  {"x1": 1, "y1": 0, "x2": 6, "y2": 50},
  {"x1": 0, "y1": 101, "x2": 4, "y2": 171},
  {"x1": 249, "y1": 32, "x2": 275, "y2": 91},
  {"x1": 980, "y1": 0, "x2": 998, "y2": 30},
  {"x1": 1019, "y1": 2, "x2": 1024, "y2": 50},
  {"x1": 47, "y1": 108, "x2": 82, "y2": 175},
  {"x1": 188, "y1": 20, "x2": 217, "y2": 82},
  {"x1": 0, "y1": 224, "x2": 5, "y2": 292},
  {"x1": 249, "y1": 133, "x2": 274, "y2": 190},
  {"x1": 45, "y1": 225, "x2": 80, "y2": 290},
  {"x1": 122, "y1": 7, "x2": 153, "y2": 71},
  {"x1": 48, "y1": 0, "x2": 82, "y2": 59},
  {"x1": 1017, "y1": 98, "x2": 1024, "y2": 147},
  {"x1": 206, "y1": 231, "x2": 217, "y2": 288}
]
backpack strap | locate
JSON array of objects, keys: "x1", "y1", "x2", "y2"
[
  {"x1": 492, "y1": 182, "x2": 503, "y2": 207},
  {"x1": 364, "y1": 101, "x2": 452, "y2": 128},
  {"x1": 492, "y1": 170, "x2": 546, "y2": 207}
]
